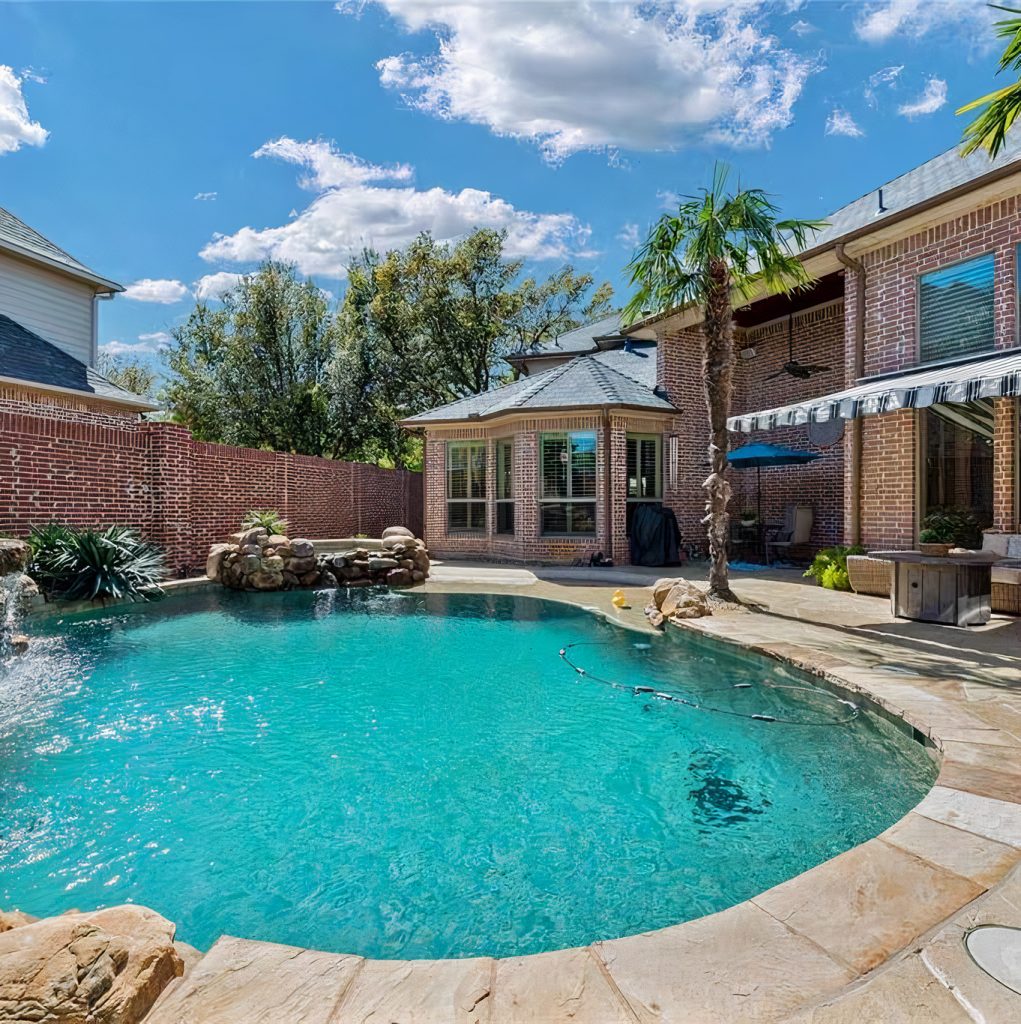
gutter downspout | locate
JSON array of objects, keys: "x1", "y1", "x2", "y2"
[{"x1": 835, "y1": 243, "x2": 865, "y2": 546}]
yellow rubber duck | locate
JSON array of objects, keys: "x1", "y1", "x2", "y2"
[{"x1": 611, "y1": 589, "x2": 629, "y2": 609}]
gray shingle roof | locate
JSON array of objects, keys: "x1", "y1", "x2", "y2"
[
  {"x1": 0, "y1": 314, "x2": 155, "y2": 408},
  {"x1": 0, "y1": 206, "x2": 122, "y2": 291},
  {"x1": 802, "y1": 131, "x2": 1021, "y2": 252},
  {"x1": 508, "y1": 312, "x2": 624, "y2": 359},
  {"x1": 404, "y1": 341, "x2": 672, "y2": 424}
]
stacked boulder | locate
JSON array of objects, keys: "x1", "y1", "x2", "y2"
[
  {"x1": 645, "y1": 577, "x2": 711, "y2": 628},
  {"x1": 321, "y1": 526, "x2": 430, "y2": 588},
  {"x1": 206, "y1": 526, "x2": 430, "y2": 591},
  {"x1": 207, "y1": 528, "x2": 333, "y2": 591}
]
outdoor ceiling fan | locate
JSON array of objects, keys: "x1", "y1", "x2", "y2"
[{"x1": 766, "y1": 314, "x2": 833, "y2": 381}]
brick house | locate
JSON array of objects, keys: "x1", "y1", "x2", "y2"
[
  {"x1": 408, "y1": 137, "x2": 1021, "y2": 566},
  {"x1": 0, "y1": 205, "x2": 157, "y2": 421}
]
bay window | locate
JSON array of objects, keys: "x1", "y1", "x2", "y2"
[
  {"x1": 540, "y1": 431, "x2": 597, "y2": 535},
  {"x1": 447, "y1": 441, "x2": 486, "y2": 532},
  {"x1": 495, "y1": 438, "x2": 514, "y2": 535}
]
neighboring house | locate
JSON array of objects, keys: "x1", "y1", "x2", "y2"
[
  {"x1": 0, "y1": 206, "x2": 156, "y2": 418},
  {"x1": 505, "y1": 312, "x2": 625, "y2": 377},
  {"x1": 407, "y1": 136, "x2": 1021, "y2": 565}
]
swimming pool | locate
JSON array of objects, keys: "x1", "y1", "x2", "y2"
[{"x1": 0, "y1": 589, "x2": 936, "y2": 959}]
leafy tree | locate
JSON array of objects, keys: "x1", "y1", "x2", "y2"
[
  {"x1": 98, "y1": 353, "x2": 158, "y2": 400},
  {"x1": 164, "y1": 263, "x2": 341, "y2": 456},
  {"x1": 959, "y1": 6, "x2": 1021, "y2": 157},
  {"x1": 333, "y1": 230, "x2": 613, "y2": 463},
  {"x1": 623, "y1": 165, "x2": 823, "y2": 601}
]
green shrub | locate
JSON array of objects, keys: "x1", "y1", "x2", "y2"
[
  {"x1": 919, "y1": 507, "x2": 983, "y2": 549},
  {"x1": 803, "y1": 545, "x2": 865, "y2": 591},
  {"x1": 28, "y1": 524, "x2": 166, "y2": 602},
  {"x1": 242, "y1": 510, "x2": 289, "y2": 535}
]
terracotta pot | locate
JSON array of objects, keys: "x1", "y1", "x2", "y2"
[{"x1": 919, "y1": 542, "x2": 952, "y2": 557}]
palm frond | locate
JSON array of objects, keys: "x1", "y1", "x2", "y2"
[{"x1": 958, "y1": 7, "x2": 1021, "y2": 156}]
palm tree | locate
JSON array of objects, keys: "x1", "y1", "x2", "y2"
[
  {"x1": 959, "y1": 6, "x2": 1021, "y2": 157},
  {"x1": 623, "y1": 165, "x2": 823, "y2": 601}
]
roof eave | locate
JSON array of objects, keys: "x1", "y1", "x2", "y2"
[
  {"x1": 0, "y1": 373, "x2": 159, "y2": 412},
  {"x1": 400, "y1": 399, "x2": 677, "y2": 429},
  {"x1": 624, "y1": 157, "x2": 1021, "y2": 336},
  {"x1": 0, "y1": 239, "x2": 124, "y2": 293}
]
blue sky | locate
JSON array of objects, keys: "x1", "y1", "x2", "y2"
[{"x1": 0, "y1": 1, "x2": 1010, "y2": 364}]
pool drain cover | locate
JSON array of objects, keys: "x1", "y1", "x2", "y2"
[{"x1": 965, "y1": 925, "x2": 1021, "y2": 995}]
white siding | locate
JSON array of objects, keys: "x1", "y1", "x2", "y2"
[{"x1": 0, "y1": 250, "x2": 96, "y2": 366}]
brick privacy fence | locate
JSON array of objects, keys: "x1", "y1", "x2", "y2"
[{"x1": 0, "y1": 407, "x2": 422, "y2": 576}]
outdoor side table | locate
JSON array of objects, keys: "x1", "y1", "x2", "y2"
[{"x1": 872, "y1": 551, "x2": 995, "y2": 627}]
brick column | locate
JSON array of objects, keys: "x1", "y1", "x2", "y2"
[
  {"x1": 609, "y1": 417, "x2": 629, "y2": 565},
  {"x1": 858, "y1": 410, "x2": 916, "y2": 549},
  {"x1": 143, "y1": 422, "x2": 195, "y2": 575},
  {"x1": 993, "y1": 397, "x2": 1018, "y2": 532}
]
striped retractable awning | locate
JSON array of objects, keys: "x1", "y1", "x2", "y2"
[{"x1": 728, "y1": 348, "x2": 1021, "y2": 433}]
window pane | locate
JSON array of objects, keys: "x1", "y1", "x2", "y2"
[
  {"x1": 627, "y1": 438, "x2": 639, "y2": 498},
  {"x1": 541, "y1": 435, "x2": 568, "y2": 498},
  {"x1": 496, "y1": 440, "x2": 513, "y2": 500},
  {"x1": 469, "y1": 501, "x2": 487, "y2": 530},
  {"x1": 919, "y1": 254, "x2": 994, "y2": 363},
  {"x1": 496, "y1": 502, "x2": 515, "y2": 534},
  {"x1": 448, "y1": 502, "x2": 468, "y2": 531},
  {"x1": 569, "y1": 502, "x2": 597, "y2": 534},
  {"x1": 447, "y1": 445, "x2": 468, "y2": 500},
  {"x1": 469, "y1": 446, "x2": 486, "y2": 499},
  {"x1": 924, "y1": 404, "x2": 994, "y2": 529},
  {"x1": 639, "y1": 438, "x2": 660, "y2": 498},
  {"x1": 570, "y1": 433, "x2": 597, "y2": 497},
  {"x1": 541, "y1": 502, "x2": 568, "y2": 534}
]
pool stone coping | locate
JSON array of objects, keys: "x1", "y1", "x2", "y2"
[{"x1": 17, "y1": 574, "x2": 1021, "y2": 1021}]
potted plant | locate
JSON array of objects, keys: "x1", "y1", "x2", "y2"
[{"x1": 918, "y1": 507, "x2": 982, "y2": 556}]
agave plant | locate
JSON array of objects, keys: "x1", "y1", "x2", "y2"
[
  {"x1": 242, "y1": 510, "x2": 289, "y2": 535},
  {"x1": 28, "y1": 523, "x2": 166, "y2": 602}
]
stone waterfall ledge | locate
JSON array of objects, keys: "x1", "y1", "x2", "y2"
[{"x1": 207, "y1": 526, "x2": 430, "y2": 592}]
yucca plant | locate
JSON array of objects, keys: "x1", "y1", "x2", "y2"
[
  {"x1": 28, "y1": 524, "x2": 166, "y2": 602},
  {"x1": 242, "y1": 510, "x2": 289, "y2": 535}
]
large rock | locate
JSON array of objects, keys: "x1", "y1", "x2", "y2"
[
  {"x1": 205, "y1": 543, "x2": 233, "y2": 581},
  {"x1": 290, "y1": 539, "x2": 314, "y2": 559},
  {"x1": 386, "y1": 568, "x2": 412, "y2": 587},
  {"x1": 368, "y1": 556, "x2": 399, "y2": 572},
  {"x1": 249, "y1": 571, "x2": 283, "y2": 590},
  {"x1": 648, "y1": 577, "x2": 711, "y2": 624},
  {"x1": 0, "y1": 905, "x2": 182, "y2": 1024},
  {"x1": 0, "y1": 539, "x2": 30, "y2": 575},
  {"x1": 382, "y1": 526, "x2": 414, "y2": 540},
  {"x1": 236, "y1": 527, "x2": 268, "y2": 547},
  {"x1": 0, "y1": 910, "x2": 36, "y2": 933}
]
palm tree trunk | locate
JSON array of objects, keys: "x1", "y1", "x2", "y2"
[{"x1": 702, "y1": 259, "x2": 736, "y2": 602}]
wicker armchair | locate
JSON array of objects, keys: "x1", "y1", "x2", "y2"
[{"x1": 846, "y1": 555, "x2": 893, "y2": 597}]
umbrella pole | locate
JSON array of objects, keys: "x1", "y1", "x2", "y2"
[{"x1": 757, "y1": 465, "x2": 763, "y2": 562}]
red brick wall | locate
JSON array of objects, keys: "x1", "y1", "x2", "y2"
[
  {"x1": 855, "y1": 196, "x2": 1021, "y2": 545},
  {"x1": 421, "y1": 413, "x2": 667, "y2": 565},
  {"x1": 659, "y1": 300, "x2": 846, "y2": 553},
  {"x1": 0, "y1": 390, "x2": 422, "y2": 575}
]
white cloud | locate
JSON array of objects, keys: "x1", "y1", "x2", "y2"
[
  {"x1": 194, "y1": 271, "x2": 244, "y2": 301},
  {"x1": 253, "y1": 137, "x2": 413, "y2": 190},
  {"x1": 617, "y1": 222, "x2": 641, "y2": 249},
  {"x1": 825, "y1": 108, "x2": 865, "y2": 138},
  {"x1": 194, "y1": 191, "x2": 218, "y2": 201},
  {"x1": 855, "y1": 1, "x2": 994, "y2": 43},
  {"x1": 790, "y1": 19, "x2": 815, "y2": 37},
  {"x1": 137, "y1": 331, "x2": 172, "y2": 347},
  {"x1": 101, "y1": 337, "x2": 167, "y2": 358},
  {"x1": 0, "y1": 65, "x2": 48, "y2": 155},
  {"x1": 200, "y1": 136, "x2": 591, "y2": 277},
  {"x1": 865, "y1": 64, "x2": 903, "y2": 107},
  {"x1": 352, "y1": 2, "x2": 816, "y2": 162},
  {"x1": 898, "y1": 76, "x2": 948, "y2": 118},
  {"x1": 121, "y1": 278, "x2": 190, "y2": 304}
]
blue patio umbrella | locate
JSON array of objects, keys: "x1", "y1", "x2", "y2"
[{"x1": 727, "y1": 442, "x2": 821, "y2": 525}]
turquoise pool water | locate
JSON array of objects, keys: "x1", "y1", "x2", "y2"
[{"x1": 0, "y1": 589, "x2": 935, "y2": 959}]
